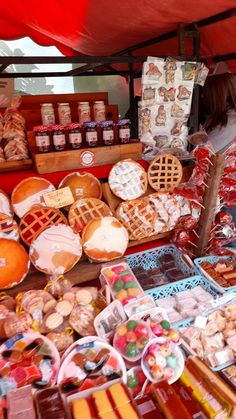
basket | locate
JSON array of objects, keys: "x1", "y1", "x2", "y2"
[
  {"x1": 126, "y1": 244, "x2": 197, "y2": 279},
  {"x1": 194, "y1": 256, "x2": 236, "y2": 292},
  {"x1": 142, "y1": 275, "x2": 223, "y2": 328}
]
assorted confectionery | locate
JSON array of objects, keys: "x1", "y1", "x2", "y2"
[{"x1": 0, "y1": 67, "x2": 235, "y2": 419}]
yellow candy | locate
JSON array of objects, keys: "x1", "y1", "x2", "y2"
[
  {"x1": 116, "y1": 289, "x2": 127, "y2": 301},
  {"x1": 116, "y1": 324, "x2": 128, "y2": 336},
  {"x1": 127, "y1": 288, "x2": 142, "y2": 297},
  {"x1": 103, "y1": 268, "x2": 115, "y2": 279}
]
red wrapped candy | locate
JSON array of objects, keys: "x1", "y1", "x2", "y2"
[{"x1": 215, "y1": 211, "x2": 233, "y2": 225}]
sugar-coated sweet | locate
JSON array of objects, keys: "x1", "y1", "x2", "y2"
[
  {"x1": 160, "y1": 345, "x2": 171, "y2": 357},
  {"x1": 124, "y1": 281, "x2": 137, "y2": 289},
  {"x1": 116, "y1": 325, "x2": 127, "y2": 336},
  {"x1": 145, "y1": 354, "x2": 156, "y2": 367},
  {"x1": 126, "y1": 342, "x2": 138, "y2": 358},
  {"x1": 166, "y1": 354, "x2": 178, "y2": 369},
  {"x1": 126, "y1": 331, "x2": 137, "y2": 343},
  {"x1": 151, "y1": 323, "x2": 164, "y2": 336},
  {"x1": 136, "y1": 336, "x2": 149, "y2": 349},
  {"x1": 168, "y1": 329, "x2": 180, "y2": 343},
  {"x1": 112, "y1": 265, "x2": 125, "y2": 273},
  {"x1": 113, "y1": 279, "x2": 124, "y2": 291},
  {"x1": 163, "y1": 367, "x2": 175, "y2": 380},
  {"x1": 127, "y1": 288, "x2": 142, "y2": 297},
  {"x1": 160, "y1": 320, "x2": 170, "y2": 330},
  {"x1": 151, "y1": 365, "x2": 164, "y2": 379},
  {"x1": 155, "y1": 355, "x2": 167, "y2": 369},
  {"x1": 102, "y1": 268, "x2": 114, "y2": 278},
  {"x1": 127, "y1": 375, "x2": 138, "y2": 388},
  {"x1": 127, "y1": 320, "x2": 138, "y2": 331},
  {"x1": 115, "y1": 336, "x2": 127, "y2": 350},
  {"x1": 135, "y1": 324, "x2": 149, "y2": 338},
  {"x1": 148, "y1": 343, "x2": 160, "y2": 358},
  {"x1": 116, "y1": 289, "x2": 128, "y2": 301}
]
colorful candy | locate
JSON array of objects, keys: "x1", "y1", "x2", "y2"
[{"x1": 113, "y1": 321, "x2": 151, "y2": 361}]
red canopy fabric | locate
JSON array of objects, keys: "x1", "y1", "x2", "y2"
[{"x1": 0, "y1": 1, "x2": 235, "y2": 67}]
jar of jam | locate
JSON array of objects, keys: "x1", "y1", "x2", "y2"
[
  {"x1": 93, "y1": 101, "x2": 106, "y2": 122},
  {"x1": 68, "y1": 123, "x2": 82, "y2": 149},
  {"x1": 33, "y1": 125, "x2": 50, "y2": 153},
  {"x1": 40, "y1": 103, "x2": 55, "y2": 126},
  {"x1": 77, "y1": 102, "x2": 91, "y2": 124},
  {"x1": 84, "y1": 122, "x2": 98, "y2": 147},
  {"x1": 101, "y1": 121, "x2": 114, "y2": 145},
  {"x1": 51, "y1": 124, "x2": 66, "y2": 151},
  {"x1": 58, "y1": 103, "x2": 72, "y2": 125},
  {"x1": 118, "y1": 119, "x2": 131, "y2": 144}
]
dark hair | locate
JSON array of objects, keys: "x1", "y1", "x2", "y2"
[{"x1": 201, "y1": 73, "x2": 236, "y2": 132}]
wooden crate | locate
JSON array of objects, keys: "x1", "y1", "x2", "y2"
[{"x1": 28, "y1": 131, "x2": 142, "y2": 174}]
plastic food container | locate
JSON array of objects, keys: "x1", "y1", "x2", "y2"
[
  {"x1": 100, "y1": 261, "x2": 144, "y2": 306},
  {"x1": 113, "y1": 320, "x2": 152, "y2": 362},
  {"x1": 141, "y1": 337, "x2": 185, "y2": 384}
]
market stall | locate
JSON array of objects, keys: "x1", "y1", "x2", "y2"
[{"x1": 0, "y1": 2, "x2": 235, "y2": 418}]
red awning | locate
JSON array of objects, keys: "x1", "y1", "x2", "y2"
[{"x1": 0, "y1": 1, "x2": 235, "y2": 68}]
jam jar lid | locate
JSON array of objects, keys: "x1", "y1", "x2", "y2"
[
  {"x1": 100, "y1": 121, "x2": 114, "y2": 128},
  {"x1": 51, "y1": 124, "x2": 65, "y2": 131},
  {"x1": 117, "y1": 119, "x2": 131, "y2": 126},
  {"x1": 57, "y1": 102, "x2": 70, "y2": 105},
  {"x1": 33, "y1": 125, "x2": 49, "y2": 133},
  {"x1": 40, "y1": 103, "x2": 53, "y2": 106},
  {"x1": 83, "y1": 122, "x2": 97, "y2": 128},
  {"x1": 67, "y1": 123, "x2": 81, "y2": 129}
]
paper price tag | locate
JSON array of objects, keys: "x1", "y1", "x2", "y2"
[
  {"x1": 43, "y1": 187, "x2": 74, "y2": 209},
  {"x1": 0, "y1": 258, "x2": 6, "y2": 267}
]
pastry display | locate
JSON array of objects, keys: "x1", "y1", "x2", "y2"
[
  {"x1": 58, "y1": 172, "x2": 102, "y2": 204},
  {"x1": 108, "y1": 159, "x2": 148, "y2": 200},
  {"x1": 116, "y1": 198, "x2": 156, "y2": 240},
  {"x1": 113, "y1": 320, "x2": 152, "y2": 361},
  {"x1": 19, "y1": 206, "x2": 68, "y2": 246},
  {"x1": 100, "y1": 261, "x2": 144, "y2": 306},
  {"x1": 148, "y1": 153, "x2": 183, "y2": 192},
  {"x1": 199, "y1": 258, "x2": 236, "y2": 288},
  {"x1": 71, "y1": 382, "x2": 140, "y2": 419},
  {"x1": 0, "y1": 189, "x2": 12, "y2": 216},
  {"x1": 69, "y1": 198, "x2": 112, "y2": 234},
  {"x1": 180, "y1": 304, "x2": 236, "y2": 369},
  {"x1": 142, "y1": 337, "x2": 184, "y2": 384},
  {"x1": 0, "y1": 238, "x2": 30, "y2": 289},
  {"x1": 0, "y1": 332, "x2": 60, "y2": 402},
  {"x1": 29, "y1": 224, "x2": 82, "y2": 274},
  {"x1": 58, "y1": 338, "x2": 126, "y2": 395},
  {"x1": 11, "y1": 177, "x2": 56, "y2": 218},
  {"x1": 156, "y1": 285, "x2": 213, "y2": 323},
  {"x1": 82, "y1": 216, "x2": 129, "y2": 262},
  {"x1": 0, "y1": 212, "x2": 19, "y2": 241}
]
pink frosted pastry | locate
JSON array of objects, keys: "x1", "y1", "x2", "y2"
[
  {"x1": 29, "y1": 224, "x2": 82, "y2": 274},
  {"x1": 82, "y1": 216, "x2": 129, "y2": 262}
]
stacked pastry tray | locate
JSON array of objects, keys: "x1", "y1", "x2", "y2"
[
  {"x1": 178, "y1": 296, "x2": 236, "y2": 372},
  {"x1": 127, "y1": 244, "x2": 198, "y2": 288},
  {"x1": 194, "y1": 256, "x2": 236, "y2": 292},
  {"x1": 138, "y1": 275, "x2": 224, "y2": 327}
]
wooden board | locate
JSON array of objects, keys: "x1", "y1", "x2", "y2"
[
  {"x1": 0, "y1": 158, "x2": 33, "y2": 173},
  {"x1": 28, "y1": 131, "x2": 142, "y2": 174}
]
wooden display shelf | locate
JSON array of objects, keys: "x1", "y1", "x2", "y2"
[
  {"x1": 28, "y1": 131, "x2": 142, "y2": 174},
  {"x1": 0, "y1": 158, "x2": 33, "y2": 173}
]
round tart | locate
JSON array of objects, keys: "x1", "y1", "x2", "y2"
[
  {"x1": 19, "y1": 206, "x2": 68, "y2": 246},
  {"x1": 0, "y1": 212, "x2": 19, "y2": 241},
  {"x1": 148, "y1": 153, "x2": 183, "y2": 192},
  {"x1": 58, "y1": 172, "x2": 102, "y2": 205},
  {"x1": 116, "y1": 198, "x2": 156, "y2": 240},
  {"x1": 11, "y1": 177, "x2": 56, "y2": 218},
  {"x1": 0, "y1": 189, "x2": 13, "y2": 216},
  {"x1": 68, "y1": 198, "x2": 112, "y2": 234},
  {"x1": 82, "y1": 216, "x2": 129, "y2": 262},
  {"x1": 0, "y1": 238, "x2": 30, "y2": 289},
  {"x1": 29, "y1": 224, "x2": 82, "y2": 274},
  {"x1": 108, "y1": 159, "x2": 147, "y2": 200},
  {"x1": 148, "y1": 192, "x2": 181, "y2": 232}
]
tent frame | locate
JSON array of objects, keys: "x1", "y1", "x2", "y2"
[{"x1": 0, "y1": 7, "x2": 235, "y2": 136}]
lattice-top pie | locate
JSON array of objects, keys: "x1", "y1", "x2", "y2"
[
  {"x1": 108, "y1": 159, "x2": 148, "y2": 200},
  {"x1": 19, "y1": 206, "x2": 68, "y2": 246},
  {"x1": 148, "y1": 153, "x2": 182, "y2": 192},
  {"x1": 68, "y1": 198, "x2": 112, "y2": 234}
]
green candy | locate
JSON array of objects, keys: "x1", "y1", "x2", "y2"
[
  {"x1": 119, "y1": 270, "x2": 131, "y2": 276},
  {"x1": 160, "y1": 320, "x2": 171, "y2": 330},
  {"x1": 124, "y1": 281, "x2": 137, "y2": 289},
  {"x1": 126, "y1": 342, "x2": 138, "y2": 358},
  {"x1": 167, "y1": 354, "x2": 178, "y2": 369},
  {"x1": 127, "y1": 320, "x2": 138, "y2": 331},
  {"x1": 127, "y1": 375, "x2": 138, "y2": 388},
  {"x1": 113, "y1": 279, "x2": 124, "y2": 291}
]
